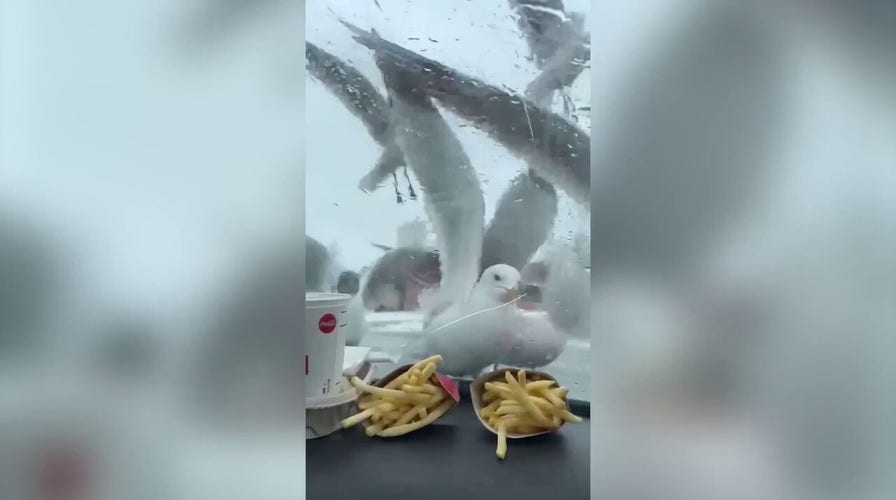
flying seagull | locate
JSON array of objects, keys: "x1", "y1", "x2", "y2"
[
  {"x1": 341, "y1": 20, "x2": 590, "y2": 208},
  {"x1": 348, "y1": 24, "x2": 486, "y2": 314}
]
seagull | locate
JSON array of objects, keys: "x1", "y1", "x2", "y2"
[
  {"x1": 401, "y1": 264, "x2": 523, "y2": 378},
  {"x1": 500, "y1": 309, "x2": 568, "y2": 369},
  {"x1": 304, "y1": 41, "x2": 408, "y2": 195},
  {"x1": 360, "y1": 247, "x2": 441, "y2": 312},
  {"x1": 540, "y1": 241, "x2": 591, "y2": 339},
  {"x1": 345, "y1": 293, "x2": 368, "y2": 347},
  {"x1": 346, "y1": 22, "x2": 485, "y2": 316},
  {"x1": 341, "y1": 22, "x2": 590, "y2": 208},
  {"x1": 509, "y1": 0, "x2": 591, "y2": 107},
  {"x1": 480, "y1": 171, "x2": 557, "y2": 274}
]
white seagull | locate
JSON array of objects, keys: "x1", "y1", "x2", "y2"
[{"x1": 401, "y1": 264, "x2": 523, "y2": 378}]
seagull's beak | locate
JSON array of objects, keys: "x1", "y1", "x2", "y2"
[{"x1": 504, "y1": 285, "x2": 521, "y2": 302}]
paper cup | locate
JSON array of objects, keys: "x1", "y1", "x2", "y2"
[
  {"x1": 306, "y1": 361, "x2": 375, "y2": 439},
  {"x1": 352, "y1": 363, "x2": 460, "y2": 437},
  {"x1": 470, "y1": 368, "x2": 568, "y2": 438},
  {"x1": 305, "y1": 292, "x2": 351, "y2": 399}
]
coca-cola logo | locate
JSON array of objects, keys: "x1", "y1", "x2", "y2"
[{"x1": 318, "y1": 313, "x2": 337, "y2": 334}]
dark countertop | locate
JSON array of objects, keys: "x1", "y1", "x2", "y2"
[{"x1": 307, "y1": 386, "x2": 590, "y2": 500}]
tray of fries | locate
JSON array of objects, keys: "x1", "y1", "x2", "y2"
[
  {"x1": 340, "y1": 355, "x2": 461, "y2": 437},
  {"x1": 471, "y1": 368, "x2": 583, "y2": 459}
]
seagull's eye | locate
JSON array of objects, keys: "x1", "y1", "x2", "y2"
[{"x1": 494, "y1": 273, "x2": 501, "y2": 281}]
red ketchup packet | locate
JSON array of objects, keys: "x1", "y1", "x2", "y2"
[{"x1": 433, "y1": 373, "x2": 460, "y2": 402}]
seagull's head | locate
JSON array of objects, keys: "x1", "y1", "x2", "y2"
[{"x1": 476, "y1": 264, "x2": 522, "y2": 303}]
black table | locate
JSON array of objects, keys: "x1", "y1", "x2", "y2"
[{"x1": 307, "y1": 385, "x2": 590, "y2": 500}]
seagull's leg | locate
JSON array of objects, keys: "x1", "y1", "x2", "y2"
[
  {"x1": 392, "y1": 171, "x2": 403, "y2": 204},
  {"x1": 403, "y1": 167, "x2": 417, "y2": 200}
]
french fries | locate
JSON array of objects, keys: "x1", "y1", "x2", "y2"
[
  {"x1": 340, "y1": 355, "x2": 455, "y2": 437},
  {"x1": 476, "y1": 369, "x2": 583, "y2": 460}
]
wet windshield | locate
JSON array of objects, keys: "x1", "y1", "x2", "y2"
[{"x1": 306, "y1": 0, "x2": 592, "y2": 400}]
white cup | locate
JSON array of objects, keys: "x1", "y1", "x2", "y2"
[{"x1": 305, "y1": 292, "x2": 351, "y2": 401}]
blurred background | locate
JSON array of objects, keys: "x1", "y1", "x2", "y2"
[
  {"x1": 1, "y1": 0, "x2": 894, "y2": 499},
  {"x1": 591, "y1": 1, "x2": 895, "y2": 500},
  {"x1": 1, "y1": 0, "x2": 305, "y2": 499}
]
